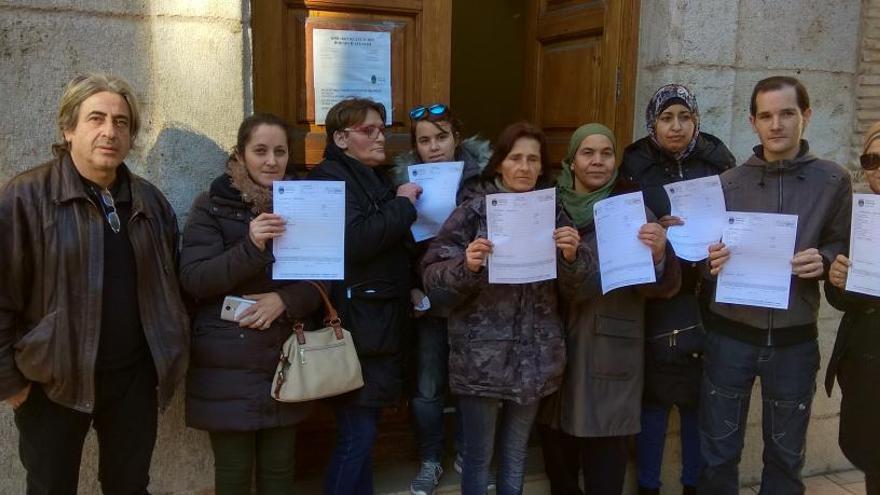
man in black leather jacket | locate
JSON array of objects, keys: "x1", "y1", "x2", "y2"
[{"x1": 0, "y1": 73, "x2": 189, "y2": 494}]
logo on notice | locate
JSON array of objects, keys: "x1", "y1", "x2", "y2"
[{"x1": 278, "y1": 187, "x2": 285, "y2": 194}]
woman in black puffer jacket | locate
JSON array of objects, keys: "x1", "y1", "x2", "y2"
[
  {"x1": 620, "y1": 85, "x2": 736, "y2": 495},
  {"x1": 308, "y1": 98, "x2": 421, "y2": 495},
  {"x1": 180, "y1": 114, "x2": 325, "y2": 495}
]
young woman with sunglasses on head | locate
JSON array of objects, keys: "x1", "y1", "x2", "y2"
[
  {"x1": 390, "y1": 104, "x2": 492, "y2": 495},
  {"x1": 620, "y1": 85, "x2": 736, "y2": 495},
  {"x1": 308, "y1": 97, "x2": 422, "y2": 495},
  {"x1": 179, "y1": 113, "x2": 327, "y2": 495},
  {"x1": 421, "y1": 122, "x2": 595, "y2": 495},
  {"x1": 824, "y1": 122, "x2": 880, "y2": 494}
]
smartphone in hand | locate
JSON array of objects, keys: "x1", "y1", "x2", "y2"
[{"x1": 220, "y1": 296, "x2": 257, "y2": 322}]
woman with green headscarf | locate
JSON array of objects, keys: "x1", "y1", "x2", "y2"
[{"x1": 537, "y1": 123, "x2": 681, "y2": 495}]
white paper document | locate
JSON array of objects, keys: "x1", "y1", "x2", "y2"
[
  {"x1": 272, "y1": 181, "x2": 346, "y2": 280},
  {"x1": 594, "y1": 191, "x2": 656, "y2": 294},
  {"x1": 846, "y1": 194, "x2": 880, "y2": 297},
  {"x1": 408, "y1": 162, "x2": 463, "y2": 242},
  {"x1": 486, "y1": 188, "x2": 557, "y2": 284},
  {"x1": 715, "y1": 212, "x2": 798, "y2": 309},
  {"x1": 664, "y1": 175, "x2": 727, "y2": 261},
  {"x1": 312, "y1": 29, "x2": 392, "y2": 125}
]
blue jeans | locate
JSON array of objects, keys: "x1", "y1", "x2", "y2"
[
  {"x1": 699, "y1": 332, "x2": 819, "y2": 495},
  {"x1": 411, "y1": 316, "x2": 463, "y2": 462},
  {"x1": 637, "y1": 404, "x2": 703, "y2": 489},
  {"x1": 324, "y1": 405, "x2": 381, "y2": 495},
  {"x1": 458, "y1": 395, "x2": 538, "y2": 495}
]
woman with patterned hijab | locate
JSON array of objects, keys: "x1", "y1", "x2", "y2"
[{"x1": 621, "y1": 85, "x2": 736, "y2": 495}]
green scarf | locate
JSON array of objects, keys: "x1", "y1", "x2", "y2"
[{"x1": 556, "y1": 123, "x2": 619, "y2": 228}]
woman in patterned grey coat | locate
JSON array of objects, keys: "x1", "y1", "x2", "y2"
[{"x1": 422, "y1": 122, "x2": 596, "y2": 495}]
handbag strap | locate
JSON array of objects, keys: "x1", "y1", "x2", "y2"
[{"x1": 294, "y1": 281, "x2": 344, "y2": 345}]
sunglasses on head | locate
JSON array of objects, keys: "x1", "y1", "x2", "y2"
[
  {"x1": 409, "y1": 103, "x2": 448, "y2": 121},
  {"x1": 861, "y1": 153, "x2": 880, "y2": 171}
]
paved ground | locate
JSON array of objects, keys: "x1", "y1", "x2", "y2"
[
  {"x1": 739, "y1": 469, "x2": 867, "y2": 495},
  {"x1": 293, "y1": 446, "x2": 867, "y2": 494}
]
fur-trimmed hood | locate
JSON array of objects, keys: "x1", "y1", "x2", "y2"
[
  {"x1": 389, "y1": 135, "x2": 492, "y2": 189},
  {"x1": 217, "y1": 155, "x2": 274, "y2": 214}
]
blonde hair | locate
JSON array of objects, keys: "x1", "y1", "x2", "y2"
[{"x1": 54, "y1": 73, "x2": 141, "y2": 154}]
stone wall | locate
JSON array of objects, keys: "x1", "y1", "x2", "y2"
[
  {"x1": 0, "y1": 1, "x2": 250, "y2": 493},
  {"x1": 853, "y1": 0, "x2": 880, "y2": 165},
  {"x1": 633, "y1": 0, "x2": 865, "y2": 491}
]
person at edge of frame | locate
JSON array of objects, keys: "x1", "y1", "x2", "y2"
[
  {"x1": 824, "y1": 121, "x2": 880, "y2": 495},
  {"x1": 0, "y1": 73, "x2": 189, "y2": 494}
]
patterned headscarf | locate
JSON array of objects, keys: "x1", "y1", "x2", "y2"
[{"x1": 646, "y1": 84, "x2": 701, "y2": 162}]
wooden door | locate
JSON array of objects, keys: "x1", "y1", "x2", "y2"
[
  {"x1": 252, "y1": 0, "x2": 452, "y2": 170},
  {"x1": 523, "y1": 0, "x2": 641, "y2": 164}
]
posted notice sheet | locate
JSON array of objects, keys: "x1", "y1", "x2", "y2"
[
  {"x1": 846, "y1": 193, "x2": 880, "y2": 297},
  {"x1": 408, "y1": 162, "x2": 463, "y2": 242},
  {"x1": 594, "y1": 191, "x2": 656, "y2": 294},
  {"x1": 486, "y1": 188, "x2": 557, "y2": 284},
  {"x1": 272, "y1": 181, "x2": 345, "y2": 280},
  {"x1": 715, "y1": 212, "x2": 798, "y2": 309},
  {"x1": 312, "y1": 29, "x2": 391, "y2": 125},
  {"x1": 664, "y1": 175, "x2": 727, "y2": 261}
]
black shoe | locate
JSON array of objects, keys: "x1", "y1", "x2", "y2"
[
  {"x1": 683, "y1": 486, "x2": 697, "y2": 495},
  {"x1": 638, "y1": 487, "x2": 660, "y2": 495}
]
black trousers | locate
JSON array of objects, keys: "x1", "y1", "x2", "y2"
[
  {"x1": 14, "y1": 357, "x2": 158, "y2": 495},
  {"x1": 539, "y1": 424, "x2": 629, "y2": 495}
]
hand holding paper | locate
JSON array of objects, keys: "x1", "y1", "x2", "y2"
[
  {"x1": 829, "y1": 254, "x2": 850, "y2": 290},
  {"x1": 553, "y1": 226, "x2": 580, "y2": 262},
  {"x1": 249, "y1": 213, "x2": 286, "y2": 251}
]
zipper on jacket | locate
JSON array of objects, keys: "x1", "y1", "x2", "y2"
[
  {"x1": 299, "y1": 341, "x2": 346, "y2": 365},
  {"x1": 767, "y1": 163, "x2": 786, "y2": 346}
]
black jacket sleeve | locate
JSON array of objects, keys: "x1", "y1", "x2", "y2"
[
  {"x1": 178, "y1": 194, "x2": 275, "y2": 299},
  {"x1": 0, "y1": 180, "x2": 33, "y2": 399}
]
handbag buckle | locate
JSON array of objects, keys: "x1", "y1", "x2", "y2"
[{"x1": 294, "y1": 322, "x2": 306, "y2": 345}]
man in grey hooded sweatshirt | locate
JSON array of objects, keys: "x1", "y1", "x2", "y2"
[{"x1": 701, "y1": 76, "x2": 852, "y2": 495}]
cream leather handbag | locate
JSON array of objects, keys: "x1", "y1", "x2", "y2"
[{"x1": 271, "y1": 282, "x2": 364, "y2": 402}]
